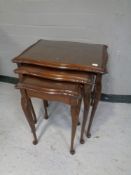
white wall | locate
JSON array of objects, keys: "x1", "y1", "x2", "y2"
[{"x1": 0, "y1": 0, "x2": 131, "y2": 95}]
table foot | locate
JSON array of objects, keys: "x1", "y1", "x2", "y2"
[
  {"x1": 77, "y1": 121, "x2": 80, "y2": 126},
  {"x1": 87, "y1": 133, "x2": 91, "y2": 138},
  {"x1": 70, "y1": 149, "x2": 75, "y2": 155},
  {"x1": 33, "y1": 140, "x2": 38, "y2": 145},
  {"x1": 44, "y1": 114, "x2": 49, "y2": 120},
  {"x1": 80, "y1": 139, "x2": 85, "y2": 144}
]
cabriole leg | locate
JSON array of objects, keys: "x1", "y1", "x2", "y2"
[
  {"x1": 86, "y1": 75, "x2": 102, "y2": 138},
  {"x1": 80, "y1": 85, "x2": 92, "y2": 144},
  {"x1": 43, "y1": 100, "x2": 48, "y2": 119},
  {"x1": 70, "y1": 105, "x2": 79, "y2": 155},
  {"x1": 21, "y1": 89, "x2": 38, "y2": 145},
  {"x1": 29, "y1": 98, "x2": 37, "y2": 124}
]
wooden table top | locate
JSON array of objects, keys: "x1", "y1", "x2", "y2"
[{"x1": 13, "y1": 39, "x2": 108, "y2": 74}]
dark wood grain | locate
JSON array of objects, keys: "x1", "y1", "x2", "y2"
[
  {"x1": 13, "y1": 39, "x2": 108, "y2": 154},
  {"x1": 14, "y1": 65, "x2": 93, "y2": 84},
  {"x1": 16, "y1": 76, "x2": 85, "y2": 154},
  {"x1": 20, "y1": 89, "x2": 38, "y2": 145},
  {"x1": 13, "y1": 39, "x2": 108, "y2": 73}
]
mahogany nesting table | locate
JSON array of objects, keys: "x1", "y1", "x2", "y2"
[{"x1": 12, "y1": 39, "x2": 108, "y2": 154}]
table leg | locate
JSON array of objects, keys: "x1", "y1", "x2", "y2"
[
  {"x1": 20, "y1": 89, "x2": 38, "y2": 145},
  {"x1": 43, "y1": 100, "x2": 48, "y2": 107},
  {"x1": 80, "y1": 84, "x2": 92, "y2": 144},
  {"x1": 77, "y1": 98, "x2": 82, "y2": 126},
  {"x1": 70, "y1": 105, "x2": 79, "y2": 155},
  {"x1": 43, "y1": 100, "x2": 49, "y2": 119},
  {"x1": 29, "y1": 98, "x2": 37, "y2": 124},
  {"x1": 86, "y1": 75, "x2": 102, "y2": 138}
]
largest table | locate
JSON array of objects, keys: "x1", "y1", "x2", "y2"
[{"x1": 13, "y1": 39, "x2": 108, "y2": 137}]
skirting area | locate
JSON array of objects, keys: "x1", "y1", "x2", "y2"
[{"x1": 0, "y1": 82, "x2": 131, "y2": 175}]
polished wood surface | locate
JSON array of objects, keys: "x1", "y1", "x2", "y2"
[
  {"x1": 16, "y1": 76, "x2": 82, "y2": 100},
  {"x1": 13, "y1": 39, "x2": 108, "y2": 73},
  {"x1": 13, "y1": 39, "x2": 108, "y2": 154},
  {"x1": 16, "y1": 76, "x2": 85, "y2": 154},
  {"x1": 15, "y1": 65, "x2": 93, "y2": 84},
  {"x1": 20, "y1": 89, "x2": 38, "y2": 145}
]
